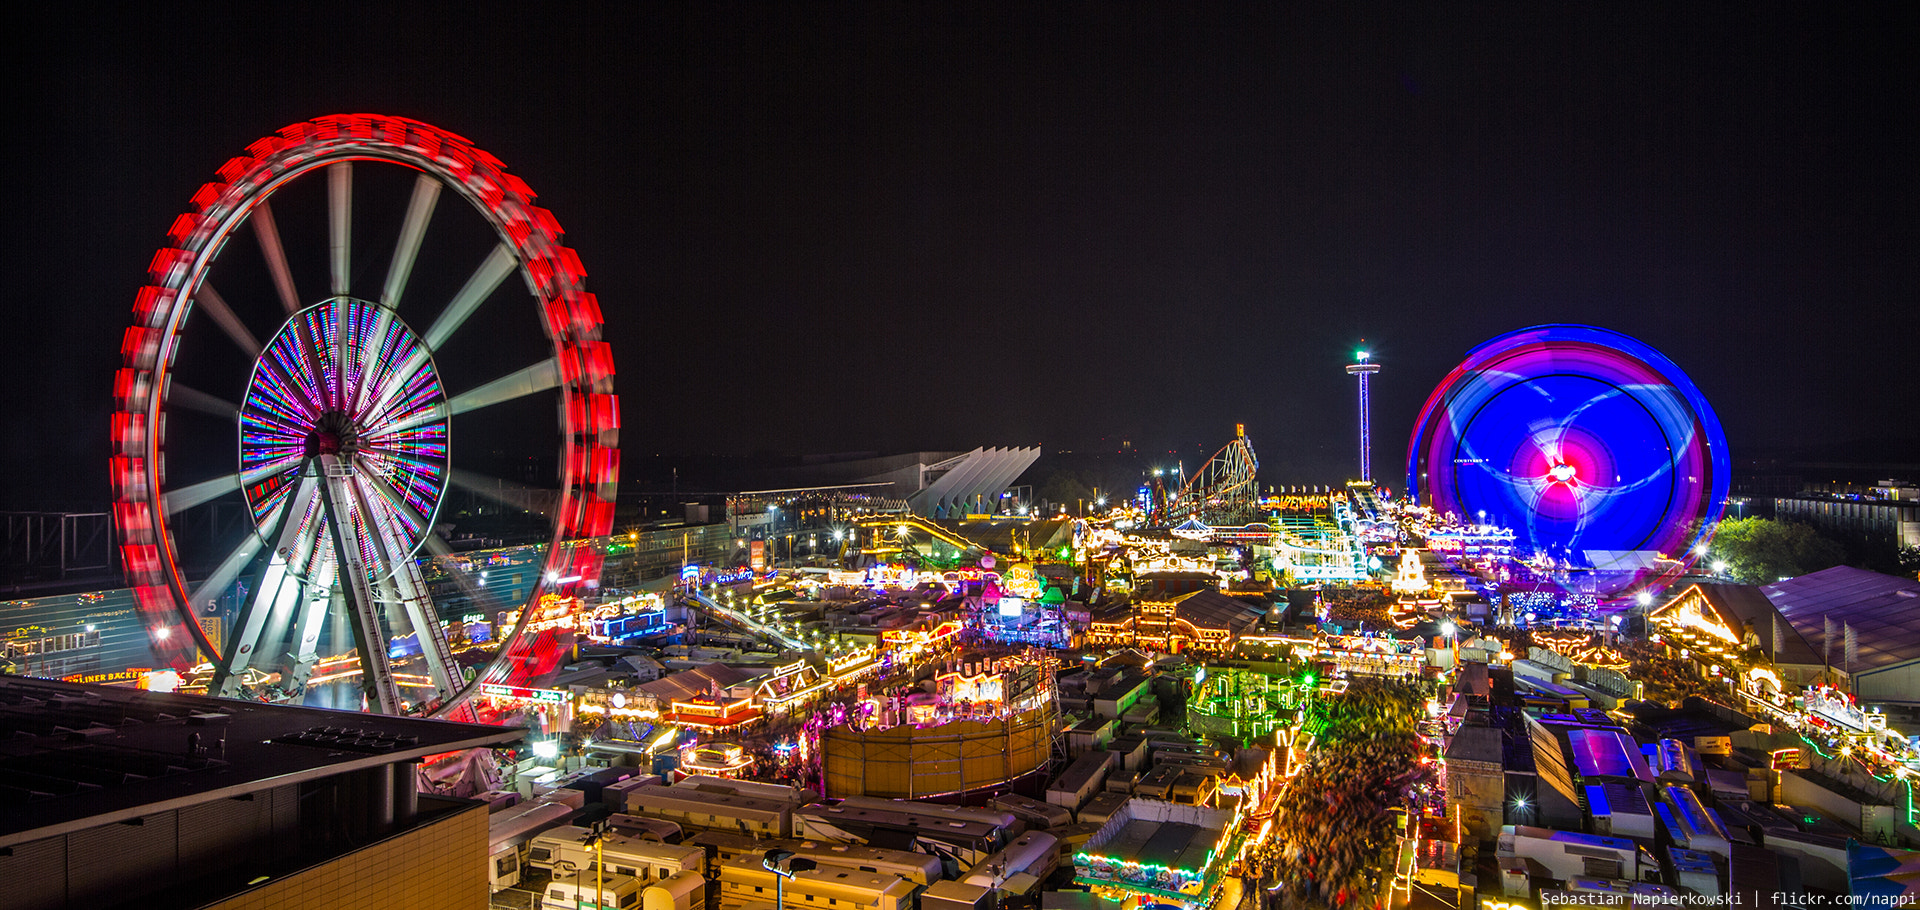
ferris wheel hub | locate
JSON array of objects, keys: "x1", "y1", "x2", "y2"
[
  {"x1": 241, "y1": 296, "x2": 449, "y2": 559},
  {"x1": 305, "y1": 414, "x2": 357, "y2": 457}
]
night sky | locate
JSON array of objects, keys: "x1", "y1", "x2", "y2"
[{"x1": 4, "y1": 4, "x2": 1915, "y2": 510}]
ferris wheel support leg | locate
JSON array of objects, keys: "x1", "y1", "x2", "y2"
[
  {"x1": 318, "y1": 456, "x2": 404, "y2": 714},
  {"x1": 212, "y1": 479, "x2": 319, "y2": 698},
  {"x1": 283, "y1": 580, "x2": 334, "y2": 693},
  {"x1": 393, "y1": 551, "x2": 463, "y2": 703},
  {"x1": 215, "y1": 556, "x2": 302, "y2": 698},
  {"x1": 356, "y1": 471, "x2": 462, "y2": 704}
]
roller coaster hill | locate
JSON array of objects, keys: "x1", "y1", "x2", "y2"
[
  {"x1": 1139, "y1": 427, "x2": 1264, "y2": 529},
  {"x1": 1113, "y1": 428, "x2": 1389, "y2": 590}
]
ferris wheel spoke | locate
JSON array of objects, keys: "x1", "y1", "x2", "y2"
[
  {"x1": 250, "y1": 201, "x2": 303, "y2": 316},
  {"x1": 448, "y1": 467, "x2": 557, "y2": 515},
  {"x1": 358, "y1": 344, "x2": 435, "y2": 427},
  {"x1": 332, "y1": 279, "x2": 357, "y2": 406},
  {"x1": 285, "y1": 307, "x2": 336, "y2": 409},
  {"x1": 164, "y1": 473, "x2": 242, "y2": 515},
  {"x1": 381, "y1": 174, "x2": 442, "y2": 310},
  {"x1": 328, "y1": 162, "x2": 352, "y2": 298},
  {"x1": 365, "y1": 401, "x2": 451, "y2": 442},
  {"x1": 185, "y1": 522, "x2": 268, "y2": 617},
  {"x1": 447, "y1": 356, "x2": 560, "y2": 415},
  {"x1": 251, "y1": 334, "x2": 324, "y2": 426},
  {"x1": 423, "y1": 532, "x2": 503, "y2": 610},
  {"x1": 347, "y1": 304, "x2": 400, "y2": 420},
  {"x1": 193, "y1": 283, "x2": 264, "y2": 357},
  {"x1": 240, "y1": 452, "x2": 305, "y2": 488},
  {"x1": 169, "y1": 382, "x2": 241, "y2": 421},
  {"x1": 423, "y1": 243, "x2": 517, "y2": 350}
]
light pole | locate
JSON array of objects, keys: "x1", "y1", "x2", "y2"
[
  {"x1": 592, "y1": 823, "x2": 606, "y2": 910},
  {"x1": 763, "y1": 849, "x2": 818, "y2": 910},
  {"x1": 558, "y1": 820, "x2": 610, "y2": 909}
]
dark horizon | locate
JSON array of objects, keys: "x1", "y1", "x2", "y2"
[{"x1": 3, "y1": 4, "x2": 1915, "y2": 511}]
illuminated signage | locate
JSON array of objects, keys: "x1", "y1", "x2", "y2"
[
  {"x1": 480, "y1": 683, "x2": 569, "y2": 704},
  {"x1": 63, "y1": 668, "x2": 151, "y2": 686}
]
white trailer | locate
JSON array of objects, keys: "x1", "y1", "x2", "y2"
[
  {"x1": 542, "y1": 871, "x2": 643, "y2": 910},
  {"x1": 489, "y1": 799, "x2": 579, "y2": 891},
  {"x1": 530, "y1": 825, "x2": 704, "y2": 881}
]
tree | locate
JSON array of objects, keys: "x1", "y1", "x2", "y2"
[{"x1": 1708, "y1": 517, "x2": 1846, "y2": 585}]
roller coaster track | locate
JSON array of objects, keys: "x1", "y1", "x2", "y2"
[
  {"x1": 855, "y1": 514, "x2": 990, "y2": 558},
  {"x1": 1161, "y1": 429, "x2": 1261, "y2": 526},
  {"x1": 683, "y1": 590, "x2": 808, "y2": 650}
]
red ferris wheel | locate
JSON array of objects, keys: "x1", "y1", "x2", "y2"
[{"x1": 111, "y1": 115, "x2": 619, "y2": 717}]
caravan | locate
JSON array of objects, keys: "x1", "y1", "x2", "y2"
[
  {"x1": 489, "y1": 799, "x2": 581, "y2": 891},
  {"x1": 543, "y1": 872, "x2": 644, "y2": 910},
  {"x1": 528, "y1": 826, "x2": 705, "y2": 882}
]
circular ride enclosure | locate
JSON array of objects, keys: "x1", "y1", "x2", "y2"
[
  {"x1": 112, "y1": 115, "x2": 618, "y2": 716},
  {"x1": 1406, "y1": 324, "x2": 1727, "y2": 593},
  {"x1": 821, "y1": 704, "x2": 1056, "y2": 800}
]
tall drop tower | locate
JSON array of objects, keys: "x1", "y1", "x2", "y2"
[{"x1": 1346, "y1": 350, "x2": 1381, "y2": 482}]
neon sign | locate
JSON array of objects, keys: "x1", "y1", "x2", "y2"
[{"x1": 480, "y1": 684, "x2": 569, "y2": 704}]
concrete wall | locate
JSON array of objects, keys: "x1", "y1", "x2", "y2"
[
  {"x1": 1780, "y1": 765, "x2": 1910, "y2": 846},
  {"x1": 1, "y1": 783, "x2": 308, "y2": 910},
  {"x1": 1780, "y1": 770, "x2": 1869, "y2": 832},
  {"x1": 1447, "y1": 760, "x2": 1505, "y2": 842},
  {"x1": 1857, "y1": 660, "x2": 1920, "y2": 708}
]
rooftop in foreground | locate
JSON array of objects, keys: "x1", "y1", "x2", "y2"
[{"x1": 0, "y1": 676, "x2": 522, "y2": 846}]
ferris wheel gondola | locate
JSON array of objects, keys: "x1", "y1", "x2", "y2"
[{"x1": 111, "y1": 114, "x2": 619, "y2": 716}]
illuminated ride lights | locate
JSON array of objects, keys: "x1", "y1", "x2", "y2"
[
  {"x1": 681, "y1": 742, "x2": 754, "y2": 778},
  {"x1": 1407, "y1": 324, "x2": 1728, "y2": 596},
  {"x1": 111, "y1": 114, "x2": 619, "y2": 718},
  {"x1": 1072, "y1": 798, "x2": 1256, "y2": 907},
  {"x1": 1529, "y1": 630, "x2": 1629, "y2": 670},
  {"x1": 664, "y1": 695, "x2": 760, "y2": 729},
  {"x1": 1187, "y1": 666, "x2": 1316, "y2": 742},
  {"x1": 1319, "y1": 634, "x2": 1424, "y2": 678},
  {"x1": 1347, "y1": 351, "x2": 1382, "y2": 482}
]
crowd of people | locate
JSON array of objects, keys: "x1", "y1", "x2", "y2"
[
  {"x1": 1319, "y1": 590, "x2": 1396, "y2": 629},
  {"x1": 1618, "y1": 636, "x2": 1727, "y2": 706},
  {"x1": 1255, "y1": 679, "x2": 1434, "y2": 909}
]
